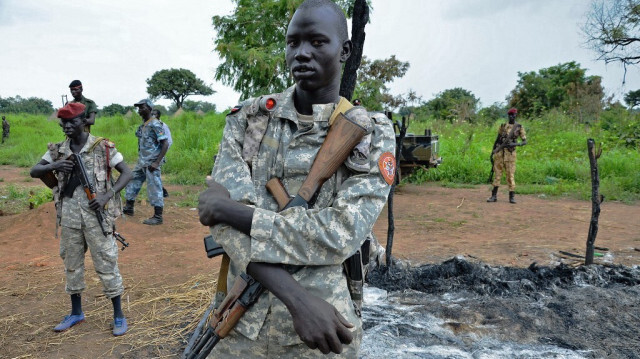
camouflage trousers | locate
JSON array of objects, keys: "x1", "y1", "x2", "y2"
[
  {"x1": 208, "y1": 312, "x2": 362, "y2": 359},
  {"x1": 492, "y1": 158, "x2": 517, "y2": 191},
  {"x1": 125, "y1": 164, "x2": 164, "y2": 207},
  {"x1": 60, "y1": 225, "x2": 124, "y2": 298}
]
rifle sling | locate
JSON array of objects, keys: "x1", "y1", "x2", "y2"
[{"x1": 216, "y1": 254, "x2": 231, "y2": 296}]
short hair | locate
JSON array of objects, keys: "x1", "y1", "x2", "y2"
[
  {"x1": 69, "y1": 80, "x2": 82, "y2": 88},
  {"x1": 297, "y1": 0, "x2": 349, "y2": 42}
]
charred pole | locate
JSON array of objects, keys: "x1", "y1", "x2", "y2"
[
  {"x1": 585, "y1": 138, "x2": 603, "y2": 265},
  {"x1": 386, "y1": 113, "x2": 407, "y2": 268}
]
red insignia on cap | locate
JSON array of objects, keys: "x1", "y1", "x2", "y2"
[
  {"x1": 57, "y1": 102, "x2": 86, "y2": 119},
  {"x1": 378, "y1": 152, "x2": 396, "y2": 185}
]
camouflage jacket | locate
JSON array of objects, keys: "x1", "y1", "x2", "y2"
[
  {"x1": 209, "y1": 85, "x2": 395, "y2": 345},
  {"x1": 43, "y1": 134, "x2": 124, "y2": 229},
  {"x1": 494, "y1": 122, "x2": 527, "y2": 161},
  {"x1": 135, "y1": 118, "x2": 168, "y2": 167}
]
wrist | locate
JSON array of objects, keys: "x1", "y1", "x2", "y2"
[{"x1": 109, "y1": 188, "x2": 116, "y2": 198}]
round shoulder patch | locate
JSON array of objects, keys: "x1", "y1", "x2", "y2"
[{"x1": 378, "y1": 152, "x2": 396, "y2": 185}]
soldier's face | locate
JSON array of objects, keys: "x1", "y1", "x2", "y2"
[
  {"x1": 136, "y1": 104, "x2": 151, "y2": 119},
  {"x1": 285, "y1": 6, "x2": 350, "y2": 93},
  {"x1": 70, "y1": 86, "x2": 83, "y2": 100},
  {"x1": 60, "y1": 116, "x2": 85, "y2": 138},
  {"x1": 508, "y1": 113, "x2": 516, "y2": 122}
]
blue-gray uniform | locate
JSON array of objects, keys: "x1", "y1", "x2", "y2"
[
  {"x1": 208, "y1": 85, "x2": 395, "y2": 358},
  {"x1": 125, "y1": 118, "x2": 167, "y2": 207},
  {"x1": 42, "y1": 134, "x2": 125, "y2": 298}
]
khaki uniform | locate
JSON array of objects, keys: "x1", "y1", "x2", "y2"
[
  {"x1": 208, "y1": 85, "x2": 395, "y2": 358},
  {"x1": 42, "y1": 134, "x2": 125, "y2": 298},
  {"x1": 70, "y1": 96, "x2": 98, "y2": 132},
  {"x1": 492, "y1": 123, "x2": 526, "y2": 191}
]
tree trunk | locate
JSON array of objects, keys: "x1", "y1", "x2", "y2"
[
  {"x1": 585, "y1": 138, "x2": 602, "y2": 265},
  {"x1": 386, "y1": 113, "x2": 406, "y2": 268},
  {"x1": 339, "y1": 0, "x2": 369, "y2": 100}
]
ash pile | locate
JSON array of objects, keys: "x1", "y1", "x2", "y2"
[{"x1": 361, "y1": 257, "x2": 640, "y2": 359}]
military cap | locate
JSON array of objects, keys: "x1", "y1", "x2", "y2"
[
  {"x1": 69, "y1": 80, "x2": 82, "y2": 88},
  {"x1": 507, "y1": 108, "x2": 518, "y2": 115},
  {"x1": 134, "y1": 99, "x2": 154, "y2": 108},
  {"x1": 57, "y1": 102, "x2": 86, "y2": 119}
]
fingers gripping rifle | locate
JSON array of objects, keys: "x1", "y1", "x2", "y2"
[
  {"x1": 71, "y1": 153, "x2": 129, "y2": 250},
  {"x1": 183, "y1": 111, "x2": 371, "y2": 359}
]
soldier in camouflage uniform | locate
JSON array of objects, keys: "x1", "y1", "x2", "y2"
[
  {"x1": 488, "y1": 107, "x2": 527, "y2": 204},
  {"x1": 2, "y1": 116, "x2": 9, "y2": 143},
  {"x1": 68, "y1": 80, "x2": 98, "y2": 132},
  {"x1": 197, "y1": 0, "x2": 395, "y2": 357},
  {"x1": 123, "y1": 99, "x2": 169, "y2": 225},
  {"x1": 30, "y1": 102, "x2": 132, "y2": 336}
]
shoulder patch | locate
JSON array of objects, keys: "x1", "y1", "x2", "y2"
[
  {"x1": 378, "y1": 152, "x2": 396, "y2": 186},
  {"x1": 228, "y1": 105, "x2": 243, "y2": 116}
]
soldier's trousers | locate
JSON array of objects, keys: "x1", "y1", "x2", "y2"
[
  {"x1": 492, "y1": 158, "x2": 517, "y2": 191},
  {"x1": 60, "y1": 225, "x2": 124, "y2": 298},
  {"x1": 208, "y1": 312, "x2": 362, "y2": 359},
  {"x1": 125, "y1": 164, "x2": 164, "y2": 207}
]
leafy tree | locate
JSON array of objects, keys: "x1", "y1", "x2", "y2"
[
  {"x1": 175, "y1": 100, "x2": 217, "y2": 113},
  {"x1": 101, "y1": 103, "x2": 128, "y2": 116},
  {"x1": 146, "y1": 68, "x2": 215, "y2": 109},
  {"x1": 421, "y1": 88, "x2": 479, "y2": 123},
  {"x1": 213, "y1": 0, "x2": 368, "y2": 100},
  {"x1": 352, "y1": 55, "x2": 410, "y2": 111},
  {"x1": 0, "y1": 96, "x2": 54, "y2": 114},
  {"x1": 507, "y1": 61, "x2": 604, "y2": 121},
  {"x1": 624, "y1": 89, "x2": 640, "y2": 108},
  {"x1": 476, "y1": 102, "x2": 507, "y2": 125},
  {"x1": 583, "y1": 0, "x2": 640, "y2": 80}
]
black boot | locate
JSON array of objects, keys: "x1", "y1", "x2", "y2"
[
  {"x1": 143, "y1": 206, "x2": 163, "y2": 225},
  {"x1": 509, "y1": 191, "x2": 516, "y2": 204},
  {"x1": 162, "y1": 187, "x2": 169, "y2": 198},
  {"x1": 123, "y1": 200, "x2": 135, "y2": 216},
  {"x1": 487, "y1": 186, "x2": 498, "y2": 202}
]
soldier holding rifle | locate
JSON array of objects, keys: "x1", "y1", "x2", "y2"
[
  {"x1": 196, "y1": 0, "x2": 395, "y2": 357},
  {"x1": 30, "y1": 102, "x2": 132, "y2": 336},
  {"x1": 487, "y1": 107, "x2": 527, "y2": 204}
]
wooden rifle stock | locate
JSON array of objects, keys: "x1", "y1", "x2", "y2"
[{"x1": 265, "y1": 178, "x2": 291, "y2": 211}]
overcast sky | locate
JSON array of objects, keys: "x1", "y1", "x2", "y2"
[{"x1": 1, "y1": 0, "x2": 638, "y2": 112}]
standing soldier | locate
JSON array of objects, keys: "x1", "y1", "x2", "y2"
[
  {"x1": 69, "y1": 80, "x2": 98, "y2": 132},
  {"x1": 123, "y1": 99, "x2": 169, "y2": 225},
  {"x1": 488, "y1": 107, "x2": 527, "y2": 203},
  {"x1": 30, "y1": 102, "x2": 132, "y2": 336},
  {"x1": 196, "y1": 0, "x2": 395, "y2": 357},
  {"x1": 2, "y1": 116, "x2": 9, "y2": 143}
]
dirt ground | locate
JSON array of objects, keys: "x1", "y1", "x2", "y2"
[{"x1": 1, "y1": 165, "x2": 639, "y2": 358}]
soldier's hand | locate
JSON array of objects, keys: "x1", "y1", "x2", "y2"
[
  {"x1": 289, "y1": 293, "x2": 354, "y2": 354},
  {"x1": 89, "y1": 193, "x2": 110, "y2": 211},
  {"x1": 197, "y1": 176, "x2": 231, "y2": 226},
  {"x1": 148, "y1": 162, "x2": 159, "y2": 172},
  {"x1": 52, "y1": 159, "x2": 74, "y2": 173}
]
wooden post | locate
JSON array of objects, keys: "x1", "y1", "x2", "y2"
[
  {"x1": 386, "y1": 114, "x2": 407, "y2": 268},
  {"x1": 585, "y1": 138, "x2": 602, "y2": 265}
]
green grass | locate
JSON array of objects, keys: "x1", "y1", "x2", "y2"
[{"x1": 0, "y1": 184, "x2": 52, "y2": 214}]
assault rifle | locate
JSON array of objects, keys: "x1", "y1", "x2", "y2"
[
  {"x1": 72, "y1": 153, "x2": 129, "y2": 250},
  {"x1": 487, "y1": 123, "x2": 521, "y2": 183},
  {"x1": 183, "y1": 111, "x2": 371, "y2": 358}
]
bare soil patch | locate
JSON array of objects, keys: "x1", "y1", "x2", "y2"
[{"x1": 1, "y1": 166, "x2": 638, "y2": 358}]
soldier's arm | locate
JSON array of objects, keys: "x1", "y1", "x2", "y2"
[
  {"x1": 30, "y1": 158, "x2": 73, "y2": 178},
  {"x1": 86, "y1": 112, "x2": 96, "y2": 126}
]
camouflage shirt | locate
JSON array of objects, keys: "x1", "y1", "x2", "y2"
[
  {"x1": 42, "y1": 134, "x2": 124, "y2": 229},
  {"x1": 495, "y1": 122, "x2": 527, "y2": 161},
  {"x1": 210, "y1": 85, "x2": 395, "y2": 345},
  {"x1": 135, "y1": 118, "x2": 168, "y2": 167}
]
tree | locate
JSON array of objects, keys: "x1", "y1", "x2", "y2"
[
  {"x1": 352, "y1": 55, "x2": 410, "y2": 111},
  {"x1": 507, "y1": 62, "x2": 604, "y2": 120},
  {"x1": 0, "y1": 96, "x2": 53, "y2": 114},
  {"x1": 101, "y1": 103, "x2": 128, "y2": 116},
  {"x1": 213, "y1": 0, "x2": 369, "y2": 100},
  {"x1": 624, "y1": 89, "x2": 640, "y2": 107},
  {"x1": 146, "y1": 68, "x2": 214, "y2": 109},
  {"x1": 583, "y1": 0, "x2": 640, "y2": 81},
  {"x1": 180, "y1": 100, "x2": 217, "y2": 113},
  {"x1": 422, "y1": 88, "x2": 479, "y2": 123},
  {"x1": 339, "y1": 0, "x2": 369, "y2": 100}
]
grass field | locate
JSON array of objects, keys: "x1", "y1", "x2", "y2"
[{"x1": 1, "y1": 110, "x2": 638, "y2": 208}]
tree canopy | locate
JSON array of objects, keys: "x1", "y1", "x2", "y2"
[
  {"x1": 0, "y1": 96, "x2": 54, "y2": 114},
  {"x1": 352, "y1": 55, "x2": 410, "y2": 111},
  {"x1": 421, "y1": 88, "x2": 479, "y2": 123},
  {"x1": 146, "y1": 68, "x2": 214, "y2": 109},
  {"x1": 624, "y1": 89, "x2": 640, "y2": 108},
  {"x1": 583, "y1": 0, "x2": 640, "y2": 80},
  {"x1": 507, "y1": 61, "x2": 604, "y2": 122}
]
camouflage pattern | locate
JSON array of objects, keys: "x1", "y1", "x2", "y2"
[
  {"x1": 134, "y1": 118, "x2": 168, "y2": 167},
  {"x1": 208, "y1": 85, "x2": 395, "y2": 354},
  {"x1": 492, "y1": 123, "x2": 526, "y2": 191},
  {"x1": 41, "y1": 134, "x2": 124, "y2": 298},
  {"x1": 2, "y1": 118, "x2": 9, "y2": 142},
  {"x1": 124, "y1": 164, "x2": 164, "y2": 207}
]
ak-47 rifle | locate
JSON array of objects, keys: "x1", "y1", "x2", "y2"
[
  {"x1": 487, "y1": 122, "x2": 521, "y2": 183},
  {"x1": 183, "y1": 110, "x2": 372, "y2": 359},
  {"x1": 72, "y1": 153, "x2": 129, "y2": 251}
]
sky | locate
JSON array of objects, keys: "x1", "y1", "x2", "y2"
[{"x1": 0, "y1": 0, "x2": 638, "y2": 112}]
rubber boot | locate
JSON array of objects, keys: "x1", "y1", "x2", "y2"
[
  {"x1": 487, "y1": 186, "x2": 498, "y2": 202},
  {"x1": 143, "y1": 206, "x2": 163, "y2": 225},
  {"x1": 123, "y1": 200, "x2": 135, "y2": 216},
  {"x1": 509, "y1": 191, "x2": 517, "y2": 204}
]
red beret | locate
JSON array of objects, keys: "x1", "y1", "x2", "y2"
[
  {"x1": 507, "y1": 108, "x2": 518, "y2": 115},
  {"x1": 57, "y1": 102, "x2": 86, "y2": 119}
]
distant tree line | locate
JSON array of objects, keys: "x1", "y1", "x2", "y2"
[{"x1": 0, "y1": 96, "x2": 54, "y2": 114}]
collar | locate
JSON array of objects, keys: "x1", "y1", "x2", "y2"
[{"x1": 273, "y1": 85, "x2": 337, "y2": 124}]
